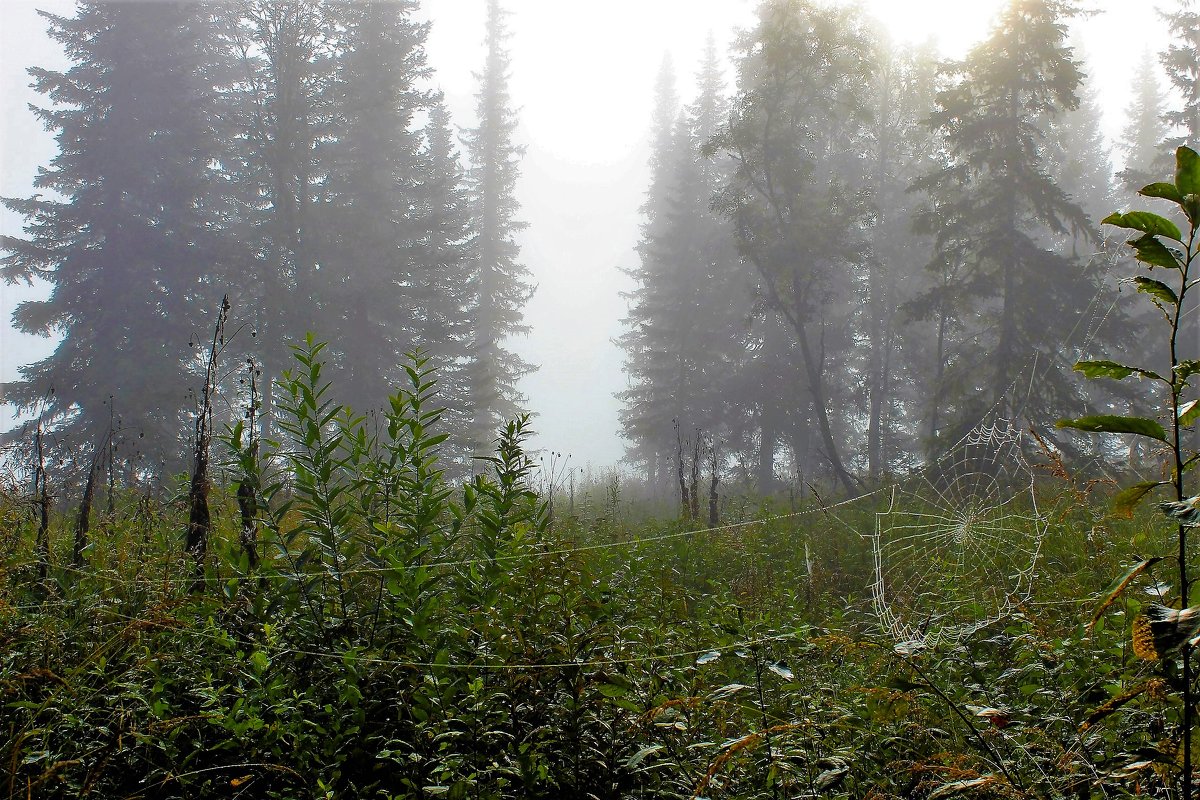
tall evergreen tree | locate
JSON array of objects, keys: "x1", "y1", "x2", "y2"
[
  {"x1": 214, "y1": 0, "x2": 336, "y2": 413},
  {"x1": 319, "y1": 0, "x2": 431, "y2": 412},
  {"x1": 710, "y1": 0, "x2": 877, "y2": 495},
  {"x1": 462, "y1": 0, "x2": 535, "y2": 452},
  {"x1": 618, "y1": 40, "x2": 745, "y2": 493},
  {"x1": 1, "y1": 2, "x2": 225, "y2": 471},
  {"x1": 859, "y1": 39, "x2": 940, "y2": 479},
  {"x1": 911, "y1": 0, "x2": 1101, "y2": 443},
  {"x1": 409, "y1": 93, "x2": 477, "y2": 465},
  {"x1": 1045, "y1": 48, "x2": 1115, "y2": 241},
  {"x1": 1119, "y1": 48, "x2": 1170, "y2": 190},
  {"x1": 1161, "y1": 0, "x2": 1200, "y2": 150}
]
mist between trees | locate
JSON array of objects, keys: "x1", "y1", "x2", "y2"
[{"x1": 0, "y1": 0, "x2": 1197, "y2": 499}]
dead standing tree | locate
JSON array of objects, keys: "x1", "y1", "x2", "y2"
[{"x1": 186, "y1": 295, "x2": 230, "y2": 585}]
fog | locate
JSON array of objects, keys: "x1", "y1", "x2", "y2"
[{"x1": 0, "y1": 0, "x2": 1181, "y2": 479}]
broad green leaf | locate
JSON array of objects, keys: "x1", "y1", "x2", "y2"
[
  {"x1": 767, "y1": 662, "x2": 795, "y2": 681},
  {"x1": 1074, "y1": 360, "x2": 1163, "y2": 383},
  {"x1": 1056, "y1": 415, "x2": 1167, "y2": 441},
  {"x1": 1177, "y1": 146, "x2": 1200, "y2": 196},
  {"x1": 1113, "y1": 483, "x2": 1170, "y2": 518},
  {"x1": 1180, "y1": 399, "x2": 1200, "y2": 427},
  {"x1": 1139, "y1": 182, "x2": 1184, "y2": 204},
  {"x1": 626, "y1": 745, "x2": 664, "y2": 769},
  {"x1": 1185, "y1": 195, "x2": 1200, "y2": 225},
  {"x1": 1129, "y1": 235, "x2": 1181, "y2": 269},
  {"x1": 928, "y1": 777, "x2": 998, "y2": 799},
  {"x1": 1134, "y1": 276, "x2": 1179, "y2": 307},
  {"x1": 1177, "y1": 361, "x2": 1200, "y2": 382},
  {"x1": 1103, "y1": 211, "x2": 1183, "y2": 242}
]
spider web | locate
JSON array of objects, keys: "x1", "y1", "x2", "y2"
[{"x1": 871, "y1": 418, "x2": 1047, "y2": 654}]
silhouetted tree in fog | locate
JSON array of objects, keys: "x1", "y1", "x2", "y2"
[
  {"x1": 710, "y1": 0, "x2": 877, "y2": 496},
  {"x1": 912, "y1": 0, "x2": 1104, "y2": 447},
  {"x1": 318, "y1": 0, "x2": 431, "y2": 412},
  {"x1": 1, "y1": 2, "x2": 226, "y2": 470},
  {"x1": 462, "y1": 0, "x2": 535, "y2": 455},
  {"x1": 618, "y1": 41, "x2": 745, "y2": 494}
]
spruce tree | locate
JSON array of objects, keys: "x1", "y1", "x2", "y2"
[
  {"x1": 912, "y1": 0, "x2": 1101, "y2": 443},
  {"x1": 1161, "y1": 0, "x2": 1200, "y2": 150},
  {"x1": 213, "y1": 0, "x2": 336, "y2": 413},
  {"x1": 410, "y1": 94, "x2": 477, "y2": 467},
  {"x1": 462, "y1": 0, "x2": 535, "y2": 453},
  {"x1": 618, "y1": 41, "x2": 745, "y2": 494},
  {"x1": 1, "y1": 2, "x2": 225, "y2": 471},
  {"x1": 1119, "y1": 48, "x2": 1170, "y2": 191},
  {"x1": 709, "y1": 0, "x2": 877, "y2": 495},
  {"x1": 319, "y1": 0, "x2": 431, "y2": 413},
  {"x1": 860, "y1": 39, "x2": 940, "y2": 479}
]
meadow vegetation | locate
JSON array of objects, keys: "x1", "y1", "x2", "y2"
[{"x1": 0, "y1": 338, "x2": 1190, "y2": 797}]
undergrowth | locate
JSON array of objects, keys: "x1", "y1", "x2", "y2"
[{"x1": 0, "y1": 337, "x2": 1188, "y2": 799}]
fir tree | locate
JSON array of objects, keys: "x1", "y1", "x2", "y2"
[
  {"x1": 410, "y1": 94, "x2": 477, "y2": 467},
  {"x1": 462, "y1": 0, "x2": 535, "y2": 453},
  {"x1": 618, "y1": 41, "x2": 745, "y2": 493},
  {"x1": 912, "y1": 0, "x2": 1102, "y2": 443},
  {"x1": 1119, "y1": 48, "x2": 1170, "y2": 190},
  {"x1": 1161, "y1": 0, "x2": 1200, "y2": 150},
  {"x1": 1, "y1": 2, "x2": 225, "y2": 471},
  {"x1": 214, "y1": 0, "x2": 336, "y2": 412},
  {"x1": 710, "y1": 0, "x2": 877, "y2": 495},
  {"x1": 319, "y1": 0, "x2": 431, "y2": 413}
]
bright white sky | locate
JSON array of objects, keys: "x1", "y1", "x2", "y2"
[{"x1": 0, "y1": 0, "x2": 1176, "y2": 470}]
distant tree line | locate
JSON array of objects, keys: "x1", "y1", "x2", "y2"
[
  {"x1": 618, "y1": 0, "x2": 1200, "y2": 498},
  {"x1": 1, "y1": 0, "x2": 532, "y2": 476}
]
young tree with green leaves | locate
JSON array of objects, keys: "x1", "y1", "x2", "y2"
[{"x1": 1059, "y1": 145, "x2": 1200, "y2": 800}]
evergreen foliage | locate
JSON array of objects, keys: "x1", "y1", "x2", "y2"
[
  {"x1": 911, "y1": 0, "x2": 1106, "y2": 445},
  {"x1": 1, "y1": 3, "x2": 225, "y2": 471},
  {"x1": 462, "y1": 0, "x2": 536, "y2": 455}
]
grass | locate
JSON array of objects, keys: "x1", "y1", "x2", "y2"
[{"x1": 0, "y1": 346, "x2": 1188, "y2": 798}]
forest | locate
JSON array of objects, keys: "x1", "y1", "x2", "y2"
[{"x1": 1, "y1": 0, "x2": 1199, "y2": 797}]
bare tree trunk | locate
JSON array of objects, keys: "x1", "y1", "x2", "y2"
[
  {"x1": 33, "y1": 421, "x2": 49, "y2": 583},
  {"x1": 187, "y1": 296, "x2": 230, "y2": 587},
  {"x1": 675, "y1": 420, "x2": 689, "y2": 519},
  {"x1": 73, "y1": 448, "x2": 101, "y2": 566},
  {"x1": 689, "y1": 431, "x2": 701, "y2": 521},
  {"x1": 708, "y1": 439, "x2": 719, "y2": 527}
]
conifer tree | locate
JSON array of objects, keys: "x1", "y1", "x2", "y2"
[
  {"x1": 1161, "y1": 0, "x2": 1200, "y2": 150},
  {"x1": 619, "y1": 41, "x2": 745, "y2": 493},
  {"x1": 912, "y1": 0, "x2": 1101, "y2": 443},
  {"x1": 214, "y1": 0, "x2": 336, "y2": 413},
  {"x1": 860, "y1": 39, "x2": 940, "y2": 479},
  {"x1": 410, "y1": 94, "x2": 477, "y2": 465},
  {"x1": 710, "y1": 0, "x2": 876, "y2": 495},
  {"x1": 319, "y1": 0, "x2": 431, "y2": 412},
  {"x1": 462, "y1": 0, "x2": 535, "y2": 452},
  {"x1": 1119, "y1": 48, "x2": 1170, "y2": 190},
  {"x1": 1, "y1": 2, "x2": 225, "y2": 471}
]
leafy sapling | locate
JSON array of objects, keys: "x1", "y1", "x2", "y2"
[{"x1": 1058, "y1": 145, "x2": 1199, "y2": 797}]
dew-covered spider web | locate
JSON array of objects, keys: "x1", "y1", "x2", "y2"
[{"x1": 871, "y1": 418, "x2": 1046, "y2": 654}]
